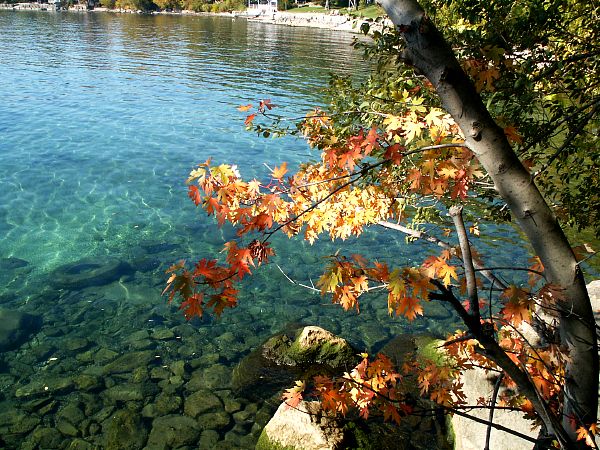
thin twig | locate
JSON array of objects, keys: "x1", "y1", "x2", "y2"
[
  {"x1": 484, "y1": 372, "x2": 505, "y2": 450},
  {"x1": 276, "y1": 264, "x2": 320, "y2": 293},
  {"x1": 377, "y1": 221, "x2": 507, "y2": 290}
]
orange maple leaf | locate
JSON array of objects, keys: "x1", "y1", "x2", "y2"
[
  {"x1": 282, "y1": 380, "x2": 305, "y2": 409},
  {"x1": 271, "y1": 162, "x2": 288, "y2": 180},
  {"x1": 188, "y1": 185, "x2": 202, "y2": 206},
  {"x1": 237, "y1": 104, "x2": 253, "y2": 112}
]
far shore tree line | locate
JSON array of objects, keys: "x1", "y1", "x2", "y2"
[{"x1": 1, "y1": 0, "x2": 371, "y2": 14}]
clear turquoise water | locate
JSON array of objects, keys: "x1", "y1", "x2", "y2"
[{"x1": 1, "y1": 10, "x2": 595, "y2": 449}]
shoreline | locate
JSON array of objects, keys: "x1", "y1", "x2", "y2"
[{"x1": 0, "y1": 3, "x2": 386, "y2": 33}]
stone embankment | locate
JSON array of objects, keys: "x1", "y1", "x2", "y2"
[
  {"x1": 248, "y1": 12, "x2": 378, "y2": 33},
  {"x1": 246, "y1": 11, "x2": 385, "y2": 33}
]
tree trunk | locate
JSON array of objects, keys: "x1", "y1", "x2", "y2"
[{"x1": 379, "y1": 0, "x2": 598, "y2": 446}]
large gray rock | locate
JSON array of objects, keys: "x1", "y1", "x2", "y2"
[
  {"x1": 587, "y1": 280, "x2": 600, "y2": 420},
  {"x1": 450, "y1": 366, "x2": 536, "y2": 450},
  {"x1": 257, "y1": 401, "x2": 344, "y2": 450},
  {"x1": 0, "y1": 308, "x2": 42, "y2": 352}
]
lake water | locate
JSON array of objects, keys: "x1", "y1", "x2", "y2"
[{"x1": 0, "y1": 10, "x2": 593, "y2": 449}]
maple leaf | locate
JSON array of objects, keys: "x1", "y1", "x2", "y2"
[
  {"x1": 207, "y1": 287, "x2": 239, "y2": 317},
  {"x1": 438, "y1": 263, "x2": 458, "y2": 286},
  {"x1": 352, "y1": 275, "x2": 369, "y2": 293},
  {"x1": 382, "y1": 403, "x2": 402, "y2": 424},
  {"x1": 576, "y1": 423, "x2": 598, "y2": 447},
  {"x1": 258, "y1": 99, "x2": 275, "y2": 112},
  {"x1": 363, "y1": 126, "x2": 380, "y2": 154},
  {"x1": 450, "y1": 179, "x2": 469, "y2": 200},
  {"x1": 237, "y1": 104, "x2": 253, "y2": 112},
  {"x1": 403, "y1": 120, "x2": 423, "y2": 143},
  {"x1": 193, "y1": 258, "x2": 218, "y2": 279},
  {"x1": 282, "y1": 380, "x2": 305, "y2": 409},
  {"x1": 501, "y1": 298, "x2": 531, "y2": 327},
  {"x1": 244, "y1": 114, "x2": 256, "y2": 126},
  {"x1": 383, "y1": 143, "x2": 404, "y2": 165},
  {"x1": 188, "y1": 185, "x2": 202, "y2": 206},
  {"x1": 572, "y1": 243, "x2": 595, "y2": 262},
  {"x1": 398, "y1": 296, "x2": 423, "y2": 321},
  {"x1": 271, "y1": 162, "x2": 288, "y2": 180},
  {"x1": 527, "y1": 256, "x2": 545, "y2": 286},
  {"x1": 474, "y1": 67, "x2": 500, "y2": 92},
  {"x1": 179, "y1": 293, "x2": 204, "y2": 320},
  {"x1": 504, "y1": 125, "x2": 523, "y2": 145},
  {"x1": 246, "y1": 179, "x2": 261, "y2": 198},
  {"x1": 424, "y1": 108, "x2": 446, "y2": 127},
  {"x1": 383, "y1": 115, "x2": 403, "y2": 134},
  {"x1": 336, "y1": 285, "x2": 358, "y2": 312},
  {"x1": 321, "y1": 388, "x2": 346, "y2": 413},
  {"x1": 203, "y1": 196, "x2": 221, "y2": 217}
]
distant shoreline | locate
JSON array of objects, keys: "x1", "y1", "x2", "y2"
[{"x1": 0, "y1": 3, "x2": 384, "y2": 33}]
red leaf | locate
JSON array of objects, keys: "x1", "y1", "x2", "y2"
[{"x1": 188, "y1": 185, "x2": 201, "y2": 206}]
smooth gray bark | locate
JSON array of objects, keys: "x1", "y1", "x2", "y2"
[{"x1": 379, "y1": 0, "x2": 598, "y2": 447}]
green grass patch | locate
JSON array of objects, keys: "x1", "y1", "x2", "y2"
[
  {"x1": 288, "y1": 5, "x2": 328, "y2": 12},
  {"x1": 285, "y1": 4, "x2": 385, "y2": 19},
  {"x1": 346, "y1": 4, "x2": 385, "y2": 19}
]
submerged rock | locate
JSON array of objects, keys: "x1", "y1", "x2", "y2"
[
  {"x1": 102, "y1": 383, "x2": 153, "y2": 404},
  {"x1": 197, "y1": 411, "x2": 231, "y2": 431},
  {"x1": 102, "y1": 409, "x2": 147, "y2": 450},
  {"x1": 0, "y1": 308, "x2": 42, "y2": 352},
  {"x1": 184, "y1": 389, "x2": 223, "y2": 418},
  {"x1": 0, "y1": 257, "x2": 29, "y2": 270},
  {"x1": 28, "y1": 427, "x2": 63, "y2": 449},
  {"x1": 50, "y1": 257, "x2": 133, "y2": 290},
  {"x1": 15, "y1": 376, "x2": 74, "y2": 398},
  {"x1": 146, "y1": 415, "x2": 200, "y2": 449},
  {"x1": 141, "y1": 392, "x2": 182, "y2": 418},
  {"x1": 102, "y1": 350, "x2": 155, "y2": 375}
]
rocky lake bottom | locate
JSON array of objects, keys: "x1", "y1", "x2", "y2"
[{"x1": 0, "y1": 236, "x2": 463, "y2": 449}]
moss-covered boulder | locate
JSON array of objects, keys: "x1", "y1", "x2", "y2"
[{"x1": 232, "y1": 325, "x2": 359, "y2": 397}]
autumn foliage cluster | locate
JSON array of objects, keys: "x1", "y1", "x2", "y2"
[{"x1": 164, "y1": 1, "x2": 599, "y2": 446}]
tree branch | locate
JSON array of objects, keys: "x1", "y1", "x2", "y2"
[{"x1": 449, "y1": 205, "x2": 480, "y2": 321}]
